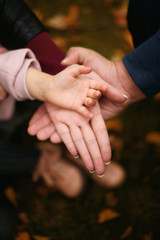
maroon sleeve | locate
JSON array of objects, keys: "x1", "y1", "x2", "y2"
[{"x1": 25, "y1": 31, "x2": 65, "y2": 75}]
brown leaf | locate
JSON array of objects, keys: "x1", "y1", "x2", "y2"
[
  {"x1": 98, "y1": 208, "x2": 120, "y2": 223},
  {"x1": 4, "y1": 187, "x2": 17, "y2": 207},
  {"x1": 145, "y1": 132, "x2": 160, "y2": 146},
  {"x1": 52, "y1": 36, "x2": 69, "y2": 48},
  {"x1": 120, "y1": 226, "x2": 133, "y2": 239},
  {"x1": 153, "y1": 92, "x2": 160, "y2": 101},
  {"x1": 15, "y1": 232, "x2": 30, "y2": 240},
  {"x1": 105, "y1": 119, "x2": 122, "y2": 133},
  {"x1": 33, "y1": 9, "x2": 43, "y2": 21},
  {"x1": 143, "y1": 232, "x2": 153, "y2": 240},
  {"x1": 105, "y1": 192, "x2": 118, "y2": 206},
  {"x1": 32, "y1": 235, "x2": 51, "y2": 240},
  {"x1": 122, "y1": 30, "x2": 134, "y2": 49},
  {"x1": 45, "y1": 14, "x2": 68, "y2": 30},
  {"x1": 18, "y1": 213, "x2": 29, "y2": 224}
]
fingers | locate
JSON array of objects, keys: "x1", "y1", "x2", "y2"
[
  {"x1": 70, "y1": 64, "x2": 92, "y2": 78},
  {"x1": 87, "y1": 89, "x2": 102, "y2": 99},
  {"x1": 78, "y1": 105, "x2": 93, "y2": 119},
  {"x1": 70, "y1": 126, "x2": 95, "y2": 172},
  {"x1": 80, "y1": 124, "x2": 105, "y2": 175},
  {"x1": 91, "y1": 111, "x2": 112, "y2": 164},
  {"x1": 61, "y1": 47, "x2": 85, "y2": 66},
  {"x1": 28, "y1": 104, "x2": 46, "y2": 126},
  {"x1": 84, "y1": 97, "x2": 96, "y2": 107},
  {"x1": 36, "y1": 123, "x2": 56, "y2": 141},
  {"x1": 102, "y1": 83, "x2": 128, "y2": 103},
  {"x1": 89, "y1": 79, "x2": 107, "y2": 92},
  {"x1": 28, "y1": 112, "x2": 52, "y2": 136},
  {"x1": 50, "y1": 132, "x2": 62, "y2": 143},
  {"x1": 55, "y1": 122, "x2": 78, "y2": 156}
]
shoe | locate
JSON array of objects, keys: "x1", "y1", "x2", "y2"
[
  {"x1": 34, "y1": 142, "x2": 86, "y2": 198},
  {"x1": 90, "y1": 161, "x2": 126, "y2": 188},
  {"x1": 65, "y1": 151, "x2": 126, "y2": 188}
]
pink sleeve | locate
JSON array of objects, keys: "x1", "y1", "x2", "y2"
[{"x1": 0, "y1": 48, "x2": 41, "y2": 101}]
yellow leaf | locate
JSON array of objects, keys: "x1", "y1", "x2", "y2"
[
  {"x1": 98, "y1": 208, "x2": 120, "y2": 223},
  {"x1": 146, "y1": 132, "x2": 160, "y2": 146},
  {"x1": 105, "y1": 119, "x2": 122, "y2": 133},
  {"x1": 4, "y1": 187, "x2": 17, "y2": 207},
  {"x1": 120, "y1": 226, "x2": 133, "y2": 239},
  {"x1": 32, "y1": 235, "x2": 51, "y2": 240},
  {"x1": 15, "y1": 232, "x2": 30, "y2": 240}
]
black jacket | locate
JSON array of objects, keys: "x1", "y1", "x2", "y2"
[{"x1": 0, "y1": 0, "x2": 45, "y2": 49}]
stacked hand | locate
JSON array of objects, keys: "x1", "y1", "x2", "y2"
[{"x1": 28, "y1": 47, "x2": 145, "y2": 176}]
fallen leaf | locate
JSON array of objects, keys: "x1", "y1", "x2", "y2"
[
  {"x1": 45, "y1": 14, "x2": 68, "y2": 30},
  {"x1": 105, "y1": 192, "x2": 118, "y2": 206},
  {"x1": 32, "y1": 235, "x2": 51, "y2": 240},
  {"x1": 106, "y1": 118, "x2": 123, "y2": 133},
  {"x1": 52, "y1": 36, "x2": 69, "y2": 48},
  {"x1": 153, "y1": 92, "x2": 160, "y2": 101},
  {"x1": 33, "y1": 9, "x2": 43, "y2": 21},
  {"x1": 18, "y1": 212, "x2": 29, "y2": 224},
  {"x1": 120, "y1": 226, "x2": 133, "y2": 239},
  {"x1": 4, "y1": 187, "x2": 17, "y2": 207},
  {"x1": 143, "y1": 232, "x2": 153, "y2": 240},
  {"x1": 122, "y1": 29, "x2": 134, "y2": 49},
  {"x1": 98, "y1": 208, "x2": 120, "y2": 223},
  {"x1": 15, "y1": 232, "x2": 30, "y2": 240},
  {"x1": 145, "y1": 132, "x2": 160, "y2": 146}
]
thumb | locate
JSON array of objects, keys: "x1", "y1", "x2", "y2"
[{"x1": 61, "y1": 51, "x2": 79, "y2": 66}]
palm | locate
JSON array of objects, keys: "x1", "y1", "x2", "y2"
[{"x1": 78, "y1": 49, "x2": 126, "y2": 120}]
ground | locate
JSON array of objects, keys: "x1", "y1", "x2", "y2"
[{"x1": 6, "y1": 0, "x2": 160, "y2": 239}]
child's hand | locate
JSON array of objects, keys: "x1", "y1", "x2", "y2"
[{"x1": 43, "y1": 64, "x2": 107, "y2": 119}]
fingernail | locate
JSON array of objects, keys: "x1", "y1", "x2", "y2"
[
  {"x1": 89, "y1": 170, "x2": 95, "y2": 174},
  {"x1": 104, "y1": 161, "x2": 111, "y2": 166},
  {"x1": 97, "y1": 173, "x2": 105, "y2": 178},
  {"x1": 74, "y1": 155, "x2": 80, "y2": 159},
  {"x1": 122, "y1": 94, "x2": 128, "y2": 103}
]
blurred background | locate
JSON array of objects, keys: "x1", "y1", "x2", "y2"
[{"x1": 9, "y1": 0, "x2": 160, "y2": 239}]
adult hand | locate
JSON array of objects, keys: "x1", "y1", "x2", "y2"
[
  {"x1": 61, "y1": 47, "x2": 146, "y2": 120},
  {"x1": 28, "y1": 102, "x2": 111, "y2": 176}
]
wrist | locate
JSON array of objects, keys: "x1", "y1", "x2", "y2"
[
  {"x1": 26, "y1": 67, "x2": 52, "y2": 101},
  {"x1": 114, "y1": 60, "x2": 146, "y2": 105}
]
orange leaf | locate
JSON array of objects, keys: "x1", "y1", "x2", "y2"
[
  {"x1": 18, "y1": 212, "x2": 29, "y2": 224},
  {"x1": 105, "y1": 118, "x2": 122, "y2": 133},
  {"x1": 146, "y1": 132, "x2": 160, "y2": 146},
  {"x1": 15, "y1": 232, "x2": 30, "y2": 240},
  {"x1": 143, "y1": 232, "x2": 153, "y2": 240},
  {"x1": 32, "y1": 235, "x2": 51, "y2": 240},
  {"x1": 153, "y1": 92, "x2": 160, "y2": 101},
  {"x1": 120, "y1": 226, "x2": 133, "y2": 239},
  {"x1": 98, "y1": 208, "x2": 120, "y2": 223},
  {"x1": 4, "y1": 187, "x2": 17, "y2": 207}
]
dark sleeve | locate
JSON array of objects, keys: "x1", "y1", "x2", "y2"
[
  {"x1": 0, "y1": 0, "x2": 45, "y2": 49},
  {"x1": 123, "y1": 28, "x2": 160, "y2": 97}
]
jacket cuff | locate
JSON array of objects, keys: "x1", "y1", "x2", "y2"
[
  {"x1": 26, "y1": 31, "x2": 66, "y2": 75},
  {"x1": 123, "y1": 29, "x2": 160, "y2": 97},
  {"x1": 0, "y1": 48, "x2": 41, "y2": 101}
]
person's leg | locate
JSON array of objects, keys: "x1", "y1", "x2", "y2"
[{"x1": 0, "y1": 191, "x2": 18, "y2": 240}]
